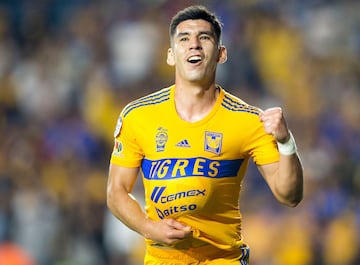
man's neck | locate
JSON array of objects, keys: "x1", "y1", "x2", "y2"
[{"x1": 174, "y1": 82, "x2": 219, "y2": 123}]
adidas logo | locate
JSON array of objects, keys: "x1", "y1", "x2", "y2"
[{"x1": 176, "y1": 139, "x2": 191, "y2": 148}]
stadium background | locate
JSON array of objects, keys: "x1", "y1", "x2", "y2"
[{"x1": 0, "y1": 0, "x2": 359, "y2": 264}]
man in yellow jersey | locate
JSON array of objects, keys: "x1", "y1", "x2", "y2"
[{"x1": 107, "y1": 5, "x2": 303, "y2": 265}]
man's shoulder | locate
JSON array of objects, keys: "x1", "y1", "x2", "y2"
[
  {"x1": 221, "y1": 89, "x2": 262, "y2": 116},
  {"x1": 121, "y1": 86, "x2": 172, "y2": 118}
]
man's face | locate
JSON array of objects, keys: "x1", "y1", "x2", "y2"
[{"x1": 167, "y1": 19, "x2": 225, "y2": 84}]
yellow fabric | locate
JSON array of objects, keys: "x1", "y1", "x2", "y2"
[
  {"x1": 110, "y1": 85, "x2": 279, "y2": 251},
  {"x1": 144, "y1": 244, "x2": 249, "y2": 264}
]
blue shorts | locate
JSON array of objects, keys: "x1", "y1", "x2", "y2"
[{"x1": 144, "y1": 243, "x2": 250, "y2": 265}]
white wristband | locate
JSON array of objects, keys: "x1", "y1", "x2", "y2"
[{"x1": 277, "y1": 131, "x2": 297, "y2": 155}]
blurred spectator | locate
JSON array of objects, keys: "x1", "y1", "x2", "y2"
[
  {"x1": 0, "y1": 242, "x2": 35, "y2": 265},
  {"x1": 107, "y1": 13, "x2": 161, "y2": 87}
]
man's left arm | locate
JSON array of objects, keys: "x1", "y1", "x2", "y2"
[{"x1": 258, "y1": 107, "x2": 303, "y2": 207}]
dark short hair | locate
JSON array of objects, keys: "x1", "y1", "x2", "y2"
[{"x1": 169, "y1": 5, "x2": 223, "y2": 44}]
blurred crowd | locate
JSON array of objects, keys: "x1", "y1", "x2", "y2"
[{"x1": 0, "y1": 0, "x2": 359, "y2": 265}]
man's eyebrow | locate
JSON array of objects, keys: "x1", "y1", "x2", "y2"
[
  {"x1": 175, "y1": 30, "x2": 214, "y2": 38},
  {"x1": 176, "y1": 32, "x2": 190, "y2": 38},
  {"x1": 198, "y1": 30, "x2": 215, "y2": 37}
]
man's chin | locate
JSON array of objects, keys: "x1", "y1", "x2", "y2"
[{"x1": 185, "y1": 73, "x2": 205, "y2": 83}]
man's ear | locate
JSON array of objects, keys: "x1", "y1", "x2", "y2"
[
  {"x1": 167, "y1": 48, "x2": 175, "y2": 66},
  {"x1": 217, "y1": 46, "x2": 227, "y2": 64}
]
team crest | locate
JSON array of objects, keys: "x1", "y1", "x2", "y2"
[
  {"x1": 156, "y1": 127, "x2": 168, "y2": 152},
  {"x1": 204, "y1": 131, "x2": 222, "y2": 155}
]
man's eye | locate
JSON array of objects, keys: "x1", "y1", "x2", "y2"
[
  {"x1": 200, "y1": 35, "x2": 210, "y2": 40},
  {"x1": 180, "y1": 37, "x2": 188, "y2": 41}
]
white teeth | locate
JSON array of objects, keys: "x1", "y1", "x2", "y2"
[{"x1": 188, "y1": 56, "x2": 201, "y2": 62}]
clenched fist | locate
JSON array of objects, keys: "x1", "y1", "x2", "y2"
[{"x1": 260, "y1": 107, "x2": 290, "y2": 143}]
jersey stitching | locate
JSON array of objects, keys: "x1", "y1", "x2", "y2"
[
  {"x1": 122, "y1": 88, "x2": 171, "y2": 117},
  {"x1": 222, "y1": 95, "x2": 260, "y2": 115}
]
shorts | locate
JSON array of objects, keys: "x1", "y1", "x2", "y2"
[{"x1": 144, "y1": 243, "x2": 250, "y2": 265}]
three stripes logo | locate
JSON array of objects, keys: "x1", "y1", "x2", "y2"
[{"x1": 176, "y1": 139, "x2": 191, "y2": 148}]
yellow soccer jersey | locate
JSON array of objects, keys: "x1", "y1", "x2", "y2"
[{"x1": 110, "y1": 85, "x2": 279, "y2": 250}]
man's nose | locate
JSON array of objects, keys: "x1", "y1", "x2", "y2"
[{"x1": 189, "y1": 37, "x2": 201, "y2": 50}]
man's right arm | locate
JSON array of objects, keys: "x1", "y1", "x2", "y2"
[{"x1": 106, "y1": 164, "x2": 192, "y2": 245}]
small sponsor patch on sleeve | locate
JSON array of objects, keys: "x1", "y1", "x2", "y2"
[
  {"x1": 113, "y1": 116, "x2": 123, "y2": 138},
  {"x1": 112, "y1": 139, "x2": 123, "y2": 156}
]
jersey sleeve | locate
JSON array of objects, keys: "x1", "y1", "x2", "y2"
[
  {"x1": 247, "y1": 117, "x2": 280, "y2": 165},
  {"x1": 110, "y1": 112, "x2": 144, "y2": 167}
]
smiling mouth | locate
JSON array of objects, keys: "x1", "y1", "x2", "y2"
[{"x1": 187, "y1": 55, "x2": 202, "y2": 64}]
